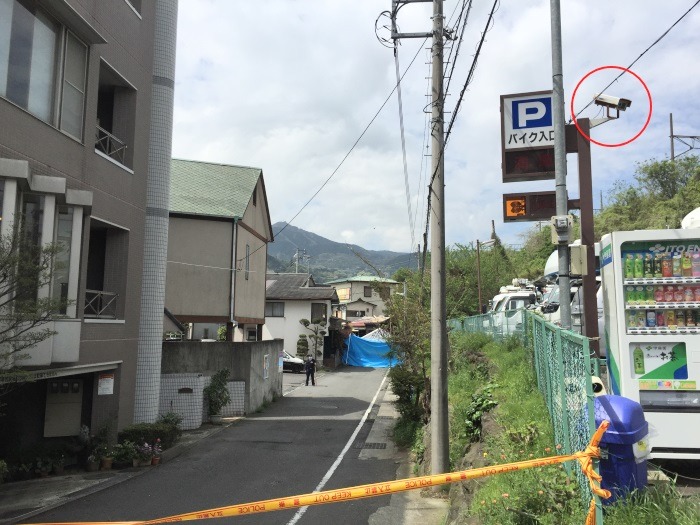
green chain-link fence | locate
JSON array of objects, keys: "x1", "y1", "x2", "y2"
[{"x1": 451, "y1": 309, "x2": 603, "y2": 521}]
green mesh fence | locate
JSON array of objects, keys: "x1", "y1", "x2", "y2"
[{"x1": 455, "y1": 310, "x2": 603, "y2": 520}]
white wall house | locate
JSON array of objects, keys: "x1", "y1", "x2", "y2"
[{"x1": 265, "y1": 274, "x2": 339, "y2": 358}]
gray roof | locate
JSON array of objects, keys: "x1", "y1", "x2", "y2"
[
  {"x1": 170, "y1": 159, "x2": 261, "y2": 218},
  {"x1": 266, "y1": 274, "x2": 339, "y2": 301},
  {"x1": 324, "y1": 275, "x2": 399, "y2": 285}
]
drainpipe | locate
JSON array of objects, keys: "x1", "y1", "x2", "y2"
[{"x1": 227, "y1": 217, "x2": 238, "y2": 341}]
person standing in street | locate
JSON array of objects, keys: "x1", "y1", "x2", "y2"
[{"x1": 305, "y1": 354, "x2": 316, "y2": 386}]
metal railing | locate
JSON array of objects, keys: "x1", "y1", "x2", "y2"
[
  {"x1": 451, "y1": 309, "x2": 602, "y2": 518},
  {"x1": 84, "y1": 289, "x2": 118, "y2": 319},
  {"x1": 95, "y1": 125, "x2": 127, "y2": 164}
]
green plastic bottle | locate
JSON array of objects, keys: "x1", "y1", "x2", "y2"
[
  {"x1": 625, "y1": 254, "x2": 634, "y2": 279},
  {"x1": 633, "y1": 346, "x2": 645, "y2": 375},
  {"x1": 634, "y1": 254, "x2": 644, "y2": 278}
]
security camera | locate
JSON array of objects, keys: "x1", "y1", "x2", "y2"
[{"x1": 593, "y1": 93, "x2": 632, "y2": 111}]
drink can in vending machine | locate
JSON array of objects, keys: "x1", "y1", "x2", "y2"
[
  {"x1": 686, "y1": 310, "x2": 696, "y2": 327},
  {"x1": 661, "y1": 255, "x2": 673, "y2": 277},
  {"x1": 654, "y1": 286, "x2": 665, "y2": 303},
  {"x1": 676, "y1": 309, "x2": 686, "y2": 327},
  {"x1": 665, "y1": 285, "x2": 675, "y2": 302},
  {"x1": 646, "y1": 310, "x2": 656, "y2": 327},
  {"x1": 666, "y1": 309, "x2": 676, "y2": 327},
  {"x1": 656, "y1": 310, "x2": 666, "y2": 327},
  {"x1": 645, "y1": 285, "x2": 655, "y2": 304},
  {"x1": 626, "y1": 311, "x2": 637, "y2": 328}
]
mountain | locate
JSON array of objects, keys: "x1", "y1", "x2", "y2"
[{"x1": 268, "y1": 222, "x2": 415, "y2": 282}]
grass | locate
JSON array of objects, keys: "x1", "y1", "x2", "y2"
[{"x1": 443, "y1": 333, "x2": 699, "y2": 525}]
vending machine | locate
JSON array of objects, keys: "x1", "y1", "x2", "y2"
[{"x1": 600, "y1": 229, "x2": 700, "y2": 460}]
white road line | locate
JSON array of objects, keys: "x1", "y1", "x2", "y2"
[{"x1": 286, "y1": 371, "x2": 389, "y2": 525}]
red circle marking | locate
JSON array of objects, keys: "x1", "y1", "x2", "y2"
[{"x1": 570, "y1": 65, "x2": 652, "y2": 148}]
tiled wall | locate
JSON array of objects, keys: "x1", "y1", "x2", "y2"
[{"x1": 159, "y1": 374, "x2": 245, "y2": 430}]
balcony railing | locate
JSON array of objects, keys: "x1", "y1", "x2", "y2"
[
  {"x1": 95, "y1": 125, "x2": 127, "y2": 164},
  {"x1": 84, "y1": 289, "x2": 118, "y2": 319}
]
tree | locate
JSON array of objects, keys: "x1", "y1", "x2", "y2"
[
  {"x1": 0, "y1": 228, "x2": 67, "y2": 396},
  {"x1": 299, "y1": 318, "x2": 327, "y2": 359}
]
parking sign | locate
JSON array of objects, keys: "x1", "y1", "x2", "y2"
[{"x1": 501, "y1": 91, "x2": 554, "y2": 150}]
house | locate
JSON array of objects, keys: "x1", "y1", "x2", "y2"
[
  {"x1": 166, "y1": 159, "x2": 273, "y2": 343},
  {"x1": 265, "y1": 273, "x2": 343, "y2": 365},
  {"x1": 0, "y1": 0, "x2": 177, "y2": 455},
  {"x1": 325, "y1": 275, "x2": 401, "y2": 321}
]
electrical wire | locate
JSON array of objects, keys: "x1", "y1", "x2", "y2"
[
  {"x1": 572, "y1": 0, "x2": 700, "y2": 121},
  {"x1": 241, "y1": 37, "x2": 428, "y2": 266},
  {"x1": 420, "y1": 0, "x2": 500, "y2": 275},
  {"x1": 394, "y1": 43, "x2": 415, "y2": 253}
]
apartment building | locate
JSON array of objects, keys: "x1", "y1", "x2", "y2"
[{"x1": 0, "y1": 0, "x2": 177, "y2": 456}]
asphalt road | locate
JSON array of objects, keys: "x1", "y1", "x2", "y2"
[{"x1": 31, "y1": 367, "x2": 405, "y2": 525}]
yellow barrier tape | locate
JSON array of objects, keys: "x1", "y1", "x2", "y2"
[{"x1": 27, "y1": 421, "x2": 611, "y2": 525}]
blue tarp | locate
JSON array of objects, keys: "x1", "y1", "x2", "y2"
[{"x1": 343, "y1": 334, "x2": 396, "y2": 368}]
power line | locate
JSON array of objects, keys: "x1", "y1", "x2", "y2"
[
  {"x1": 572, "y1": 0, "x2": 700, "y2": 120},
  {"x1": 240, "y1": 37, "x2": 427, "y2": 266},
  {"x1": 420, "y1": 0, "x2": 500, "y2": 274}
]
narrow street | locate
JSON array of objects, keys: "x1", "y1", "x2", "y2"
[{"x1": 25, "y1": 367, "x2": 446, "y2": 525}]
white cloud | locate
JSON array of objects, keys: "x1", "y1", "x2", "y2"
[{"x1": 173, "y1": 0, "x2": 700, "y2": 252}]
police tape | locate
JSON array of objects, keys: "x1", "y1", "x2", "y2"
[{"x1": 28, "y1": 421, "x2": 611, "y2": 525}]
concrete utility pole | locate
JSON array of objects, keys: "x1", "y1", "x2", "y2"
[
  {"x1": 428, "y1": 0, "x2": 449, "y2": 477},
  {"x1": 550, "y1": 0, "x2": 571, "y2": 329},
  {"x1": 390, "y1": 0, "x2": 448, "y2": 476}
]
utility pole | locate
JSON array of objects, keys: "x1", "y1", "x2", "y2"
[
  {"x1": 550, "y1": 0, "x2": 571, "y2": 329},
  {"x1": 429, "y1": 0, "x2": 449, "y2": 477},
  {"x1": 390, "y1": 0, "x2": 448, "y2": 476}
]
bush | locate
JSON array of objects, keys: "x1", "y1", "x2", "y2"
[
  {"x1": 111, "y1": 441, "x2": 137, "y2": 462},
  {"x1": 118, "y1": 422, "x2": 180, "y2": 449},
  {"x1": 204, "y1": 369, "x2": 231, "y2": 416},
  {"x1": 158, "y1": 412, "x2": 183, "y2": 439}
]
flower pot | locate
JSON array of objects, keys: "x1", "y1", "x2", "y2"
[
  {"x1": 151, "y1": 456, "x2": 161, "y2": 466},
  {"x1": 210, "y1": 414, "x2": 223, "y2": 425},
  {"x1": 100, "y1": 457, "x2": 113, "y2": 470},
  {"x1": 86, "y1": 460, "x2": 99, "y2": 472}
]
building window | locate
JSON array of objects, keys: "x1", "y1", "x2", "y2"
[
  {"x1": 311, "y1": 303, "x2": 326, "y2": 322},
  {"x1": 0, "y1": 0, "x2": 88, "y2": 139},
  {"x1": 364, "y1": 286, "x2": 372, "y2": 298},
  {"x1": 348, "y1": 310, "x2": 365, "y2": 317},
  {"x1": 245, "y1": 244, "x2": 250, "y2": 280},
  {"x1": 51, "y1": 206, "x2": 73, "y2": 314},
  {"x1": 95, "y1": 60, "x2": 136, "y2": 168},
  {"x1": 18, "y1": 193, "x2": 44, "y2": 300},
  {"x1": 265, "y1": 301, "x2": 284, "y2": 317},
  {"x1": 247, "y1": 328, "x2": 257, "y2": 341}
]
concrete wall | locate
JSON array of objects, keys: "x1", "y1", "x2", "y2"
[{"x1": 161, "y1": 339, "x2": 283, "y2": 414}]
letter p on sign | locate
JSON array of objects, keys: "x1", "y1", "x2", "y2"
[{"x1": 513, "y1": 97, "x2": 552, "y2": 129}]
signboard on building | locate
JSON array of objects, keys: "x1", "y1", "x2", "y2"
[{"x1": 501, "y1": 90, "x2": 555, "y2": 182}]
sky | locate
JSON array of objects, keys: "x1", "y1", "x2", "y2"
[{"x1": 172, "y1": 0, "x2": 700, "y2": 254}]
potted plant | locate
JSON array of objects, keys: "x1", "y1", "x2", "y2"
[
  {"x1": 98, "y1": 445, "x2": 114, "y2": 470},
  {"x1": 151, "y1": 439, "x2": 162, "y2": 465},
  {"x1": 135, "y1": 441, "x2": 153, "y2": 466},
  {"x1": 35, "y1": 456, "x2": 52, "y2": 477},
  {"x1": 85, "y1": 451, "x2": 100, "y2": 472},
  {"x1": 112, "y1": 441, "x2": 138, "y2": 468},
  {"x1": 204, "y1": 368, "x2": 231, "y2": 424},
  {"x1": 0, "y1": 459, "x2": 8, "y2": 484},
  {"x1": 52, "y1": 451, "x2": 66, "y2": 475}
]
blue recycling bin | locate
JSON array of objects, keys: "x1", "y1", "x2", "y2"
[{"x1": 594, "y1": 395, "x2": 648, "y2": 504}]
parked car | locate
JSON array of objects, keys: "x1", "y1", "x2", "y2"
[{"x1": 282, "y1": 351, "x2": 304, "y2": 373}]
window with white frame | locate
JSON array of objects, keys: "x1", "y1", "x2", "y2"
[
  {"x1": 245, "y1": 244, "x2": 250, "y2": 280},
  {"x1": 51, "y1": 206, "x2": 73, "y2": 314},
  {"x1": 0, "y1": 0, "x2": 88, "y2": 140}
]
